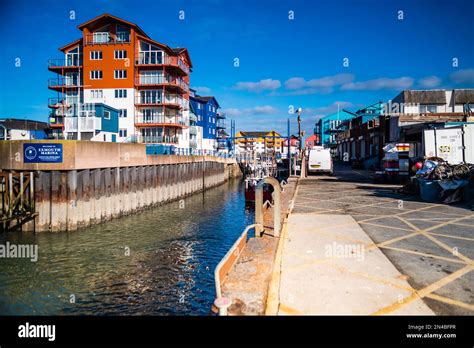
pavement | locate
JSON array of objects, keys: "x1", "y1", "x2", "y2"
[{"x1": 272, "y1": 164, "x2": 474, "y2": 315}]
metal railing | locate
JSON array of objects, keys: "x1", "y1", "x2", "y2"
[
  {"x1": 85, "y1": 32, "x2": 131, "y2": 45},
  {"x1": 48, "y1": 77, "x2": 81, "y2": 88},
  {"x1": 136, "y1": 74, "x2": 189, "y2": 91},
  {"x1": 137, "y1": 52, "x2": 190, "y2": 74},
  {"x1": 214, "y1": 223, "x2": 261, "y2": 315},
  {"x1": 135, "y1": 95, "x2": 188, "y2": 108},
  {"x1": 139, "y1": 135, "x2": 179, "y2": 144},
  {"x1": 135, "y1": 115, "x2": 187, "y2": 126}
]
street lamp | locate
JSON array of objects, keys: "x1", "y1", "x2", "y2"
[{"x1": 295, "y1": 107, "x2": 302, "y2": 157}]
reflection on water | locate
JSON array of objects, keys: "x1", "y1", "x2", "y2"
[{"x1": 0, "y1": 179, "x2": 253, "y2": 315}]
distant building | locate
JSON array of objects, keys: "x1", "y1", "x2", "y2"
[
  {"x1": 189, "y1": 91, "x2": 222, "y2": 153},
  {"x1": 314, "y1": 110, "x2": 356, "y2": 151},
  {"x1": 282, "y1": 135, "x2": 300, "y2": 157},
  {"x1": 0, "y1": 118, "x2": 50, "y2": 141},
  {"x1": 305, "y1": 134, "x2": 319, "y2": 149},
  {"x1": 235, "y1": 131, "x2": 282, "y2": 156}
]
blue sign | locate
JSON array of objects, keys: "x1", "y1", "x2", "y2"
[{"x1": 23, "y1": 143, "x2": 63, "y2": 163}]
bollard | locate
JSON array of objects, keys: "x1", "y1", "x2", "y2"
[
  {"x1": 214, "y1": 297, "x2": 232, "y2": 316},
  {"x1": 255, "y1": 177, "x2": 281, "y2": 237}
]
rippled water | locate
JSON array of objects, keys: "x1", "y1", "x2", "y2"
[{"x1": 0, "y1": 179, "x2": 253, "y2": 315}]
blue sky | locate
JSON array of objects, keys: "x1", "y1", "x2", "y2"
[{"x1": 0, "y1": 0, "x2": 473, "y2": 137}]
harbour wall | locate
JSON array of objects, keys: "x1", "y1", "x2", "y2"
[{"x1": 0, "y1": 141, "x2": 241, "y2": 232}]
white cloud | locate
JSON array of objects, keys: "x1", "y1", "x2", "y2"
[
  {"x1": 222, "y1": 105, "x2": 279, "y2": 116},
  {"x1": 192, "y1": 86, "x2": 211, "y2": 94},
  {"x1": 450, "y1": 69, "x2": 474, "y2": 84},
  {"x1": 284, "y1": 74, "x2": 355, "y2": 94},
  {"x1": 222, "y1": 108, "x2": 242, "y2": 116},
  {"x1": 341, "y1": 77, "x2": 414, "y2": 91},
  {"x1": 234, "y1": 79, "x2": 281, "y2": 93},
  {"x1": 252, "y1": 105, "x2": 278, "y2": 114},
  {"x1": 418, "y1": 76, "x2": 441, "y2": 88}
]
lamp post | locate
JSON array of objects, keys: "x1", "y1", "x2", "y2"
[{"x1": 295, "y1": 107, "x2": 302, "y2": 158}]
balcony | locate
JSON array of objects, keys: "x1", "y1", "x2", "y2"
[
  {"x1": 216, "y1": 119, "x2": 226, "y2": 129},
  {"x1": 48, "y1": 58, "x2": 82, "y2": 72},
  {"x1": 135, "y1": 75, "x2": 189, "y2": 92},
  {"x1": 190, "y1": 139, "x2": 198, "y2": 148},
  {"x1": 49, "y1": 115, "x2": 64, "y2": 128},
  {"x1": 48, "y1": 77, "x2": 82, "y2": 90},
  {"x1": 188, "y1": 114, "x2": 197, "y2": 123},
  {"x1": 135, "y1": 115, "x2": 188, "y2": 128},
  {"x1": 137, "y1": 134, "x2": 179, "y2": 144},
  {"x1": 189, "y1": 125, "x2": 197, "y2": 135},
  {"x1": 217, "y1": 112, "x2": 226, "y2": 119},
  {"x1": 135, "y1": 95, "x2": 188, "y2": 109},
  {"x1": 85, "y1": 32, "x2": 131, "y2": 45},
  {"x1": 136, "y1": 52, "x2": 190, "y2": 75},
  {"x1": 64, "y1": 116, "x2": 102, "y2": 132}
]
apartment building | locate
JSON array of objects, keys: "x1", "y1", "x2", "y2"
[
  {"x1": 234, "y1": 131, "x2": 283, "y2": 156},
  {"x1": 189, "y1": 91, "x2": 222, "y2": 153},
  {"x1": 48, "y1": 13, "x2": 192, "y2": 153},
  {"x1": 0, "y1": 119, "x2": 50, "y2": 141}
]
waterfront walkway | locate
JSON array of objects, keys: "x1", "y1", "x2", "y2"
[{"x1": 268, "y1": 164, "x2": 474, "y2": 315}]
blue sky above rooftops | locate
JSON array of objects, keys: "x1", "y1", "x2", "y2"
[{"x1": 0, "y1": 0, "x2": 473, "y2": 137}]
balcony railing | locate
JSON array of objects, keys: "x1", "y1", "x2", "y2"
[
  {"x1": 190, "y1": 139, "x2": 198, "y2": 148},
  {"x1": 137, "y1": 52, "x2": 190, "y2": 74},
  {"x1": 136, "y1": 75, "x2": 189, "y2": 91},
  {"x1": 135, "y1": 115, "x2": 188, "y2": 127},
  {"x1": 64, "y1": 116, "x2": 102, "y2": 132},
  {"x1": 85, "y1": 32, "x2": 131, "y2": 45},
  {"x1": 48, "y1": 77, "x2": 81, "y2": 88},
  {"x1": 48, "y1": 57, "x2": 82, "y2": 69},
  {"x1": 189, "y1": 126, "x2": 197, "y2": 135},
  {"x1": 135, "y1": 95, "x2": 188, "y2": 109},
  {"x1": 217, "y1": 112, "x2": 226, "y2": 119},
  {"x1": 216, "y1": 120, "x2": 226, "y2": 129},
  {"x1": 138, "y1": 135, "x2": 179, "y2": 144}
]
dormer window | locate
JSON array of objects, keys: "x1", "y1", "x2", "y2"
[{"x1": 420, "y1": 105, "x2": 437, "y2": 113}]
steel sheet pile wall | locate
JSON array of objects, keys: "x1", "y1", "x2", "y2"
[{"x1": 33, "y1": 161, "x2": 232, "y2": 232}]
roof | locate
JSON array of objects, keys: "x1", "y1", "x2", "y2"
[
  {"x1": 237, "y1": 131, "x2": 281, "y2": 137},
  {"x1": 0, "y1": 118, "x2": 49, "y2": 131},
  {"x1": 77, "y1": 13, "x2": 149, "y2": 38},
  {"x1": 453, "y1": 89, "x2": 474, "y2": 104},
  {"x1": 59, "y1": 38, "x2": 83, "y2": 52},
  {"x1": 190, "y1": 95, "x2": 219, "y2": 107},
  {"x1": 394, "y1": 90, "x2": 447, "y2": 104}
]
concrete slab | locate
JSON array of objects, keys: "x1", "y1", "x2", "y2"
[{"x1": 278, "y1": 213, "x2": 434, "y2": 315}]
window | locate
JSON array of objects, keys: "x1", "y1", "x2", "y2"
[
  {"x1": 114, "y1": 50, "x2": 127, "y2": 59},
  {"x1": 90, "y1": 51, "x2": 102, "y2": 60},
  {"x1": 114, "y1": 70, "x2": 127, "y2": 79},
  {"x1": 198, "y1": 104, "x2": 202, "y2": 110},
  {"x1": 420, "y1": 105, "x2": 437, "y2": 113},
  {"x1": 119, "y1": 109, "x2": 127, "y2": 118},
  {"x1": 119, "y1": 128, "x2": 128, "y2": 138},
  {"x1": 90, "y1": 70, "x2": 102, "y2": 79},
  {"x1": 115, "y1": 89, "x2": 127, "y2": 98},
  {"x1": 104, "y1": 111, "x2": 111, "y2": 120},
  {"x1": 90, "y1": 90, "x2": 103, "y2": 99}
]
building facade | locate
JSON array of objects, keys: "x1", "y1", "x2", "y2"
[
  {"x1": 189, "y1": 91, "x2": 222, "y2": 153},
  {"x1": 314, "y1": 110, "x2": 356, "y2": 151},
  {"x1": 48, "y1": 13, "x2": 192, "y2": 152},
  {"x1": 234, "y1": 131, "x2": 283, "y2": 156},
  {"x1": 0, "y1": 119, "x2": 50, "y2": 141}
]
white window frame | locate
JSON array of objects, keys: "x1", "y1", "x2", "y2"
[
  {"x1": 90, "y1": 70, "x2": 103, "y2": 80},
  {"x1": 104, "y1": 111, "x2": 111, "y2": 120},
  {"x1": 114, "y1": 50, "x2": 127, "y2": 59},
  {"x1": 90, "y1": 51, "x2": 102, "y2": 60},
  {"x1": 114, "y1": 70, "x2": 127, "y2": 79}
]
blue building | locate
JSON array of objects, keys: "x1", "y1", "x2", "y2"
[
  {"x1": 314, "y1": 109, "x2": 356, "y2": 148},
  {"x1": 189, "y1": 90, "x2": 222, "y2": 152},
  {"x1": 50, "y1": 102, "x2": 120, "y2": 142}
]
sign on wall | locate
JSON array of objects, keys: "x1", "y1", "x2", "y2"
[{"x1": 23, "y1": 143, "x2": 63, "y2": 163}]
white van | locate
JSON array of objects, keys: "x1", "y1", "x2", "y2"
[{"x1": 308, "y1": 147, "x2": 333, "y2": 175}]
